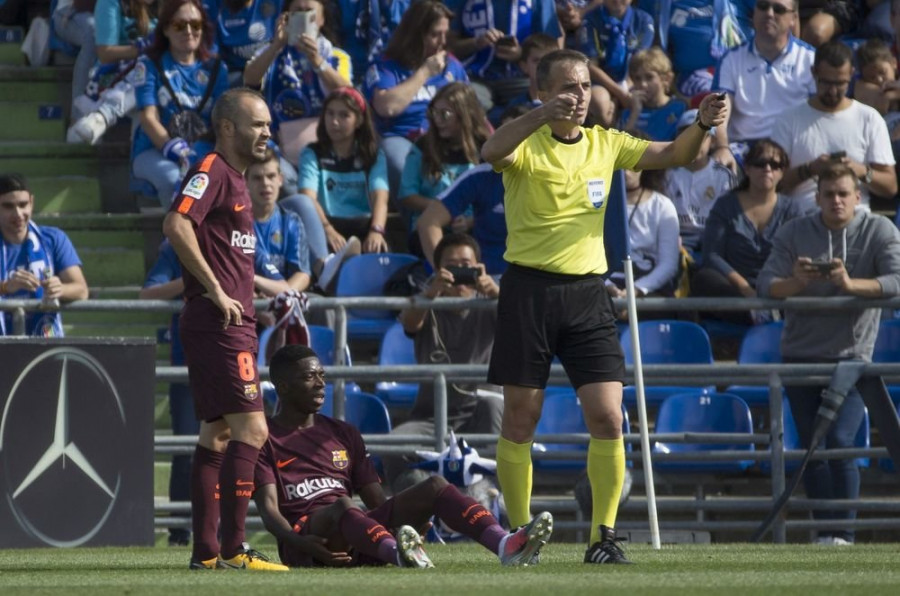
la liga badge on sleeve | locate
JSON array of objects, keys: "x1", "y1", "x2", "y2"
[{"x1": 183, "y1": 173, "x2": 210, "y2": 199}]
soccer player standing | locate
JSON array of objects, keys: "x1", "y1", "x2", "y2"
[
  {"x1": 163, "y1": 87, "x2": 288, "y2": 571},
  {"x1": 481, "y1": 49, "x2": 727, "y2": 564}
]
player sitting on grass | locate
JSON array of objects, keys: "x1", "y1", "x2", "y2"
[{"x1": 253, "y1": 344, "x2": 554, "y2": 568}]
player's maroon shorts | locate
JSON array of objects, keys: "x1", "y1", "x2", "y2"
[
  {"x1": 278, "y1": 498, "x2": 397, "y2": 567},
  {"x1": 179, "y1": 326, "x2": 263, "y2": 422}
]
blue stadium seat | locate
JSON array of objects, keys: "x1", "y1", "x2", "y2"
[
  {"x1": 320, "y1": 391, "x2": 392, "y2": 434},
  {"x1": 335, "y1": 253, "x2": 421, "y2": 341},
  {"x1": 374, "y1": 322, "x2": 418, "y2": 409},
  {"x1": 725, "y1": 321, "x2": 784, "y2": 407},
  {"x1": 872, "y1": 319, "x2": 900, "y2": 414},
  {"x1": 700, "y1": 319, "x2": 750, "y2": 344},
  {"x1": 652, "y1": 392, "x2": 755, "y2": 473},
  {"x1": 307, "y1": 324, "x2": 354, "y2": 366},
  {"x1": 532, "y1": 387, "x2": 631, "y2": 471},
  {"x1": 620, "y1": 321, "x2": 715, "y2": 406}
]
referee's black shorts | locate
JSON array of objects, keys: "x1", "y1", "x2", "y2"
[{"x1": 487, "y1": 263, "x2": 625, "y2": 390}]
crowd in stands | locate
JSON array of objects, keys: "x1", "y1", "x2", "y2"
[{"x1": 5, "y1": 0, "x2": 900, "y2": 548}]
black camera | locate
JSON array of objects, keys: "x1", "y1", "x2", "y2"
[{"x1": 446, "y1": 266, "x2": 480, "y2": 286}]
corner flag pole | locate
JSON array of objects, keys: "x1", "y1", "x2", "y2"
[
  {"x1": 623, "y1": 256, "x2": 661, "y2": 549},
  {"x1": 604, "y1": 170, "x2": 660, "y2": 549}
]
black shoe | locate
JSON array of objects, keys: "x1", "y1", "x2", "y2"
[
  {"x1": 584, "y1": 525, "x2": 633, "y2": 564},
  {"x1": 168, "y1": 529, "x2": 190, "y2": 547}
]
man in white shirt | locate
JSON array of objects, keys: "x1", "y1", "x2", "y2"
[
  {"x1": 772, "y1": 41, "x2": 897, "y2": 214},
  {"x1": 713, "y1": 0, "x2": 815, "y2": 169},
  {"x1": 664, "y1": 110, "x2": 738, "y2": 252}
]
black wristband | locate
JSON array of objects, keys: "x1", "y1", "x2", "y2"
[{"x1": 695, "y1": 115, "x2": 712, "y2": 131}]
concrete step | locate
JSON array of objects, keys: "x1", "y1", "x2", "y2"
[
  {"x1": 0, "y1": 27, "x2": 25, "y2": 66},
  {"x1": 0, "y1": 142, "x2": 132, "y2": 212},
  {"x1": 63, "y1": 322, "x2": 163, "y2": 339},
  {"x1": 0, "y1": 140, "x2": 126, "y2": 174},
  {"x1": 29, "y1": 175, "x2": 103, "y2": 213},
  {"x1": 33, "y1": 212, "x2": 164, "y2": 273},
  {"x1": 0, "y1": 67, "x2": 68, "y2": 102},
  {"x1": 67, "y1": 229, "x2": 145, "y2": 250},
  {"x1": 0, "y1": 101, "x2": 66, "y2": 140},
  {"x1": 78, "y1": 246, "x2": 145, "y2": 287}
]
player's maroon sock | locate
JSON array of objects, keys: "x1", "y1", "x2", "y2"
[
  {"x1": 434, "y1": 484, "x2": 507, "y2": 554},
  {"x1": 338, "y1": 507, "x2": 398, "y2": 564},
  {"x1": 218, "y1": 440, "x2": 260, "y2": 559},
  {"x1": 191, "y1": 445, "x2": 224, "y2": 561}
]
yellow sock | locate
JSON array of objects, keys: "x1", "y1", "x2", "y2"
[
  {"x1": 496, "y1": 436, "x2": 533, "y2": 528},
  {"x1": 587, "y1": 437, "x2": 626, "y2": 545}
]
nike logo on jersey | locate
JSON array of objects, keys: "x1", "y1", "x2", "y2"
[
  {"x1": 277, "y1": 457, "x2": 297, "y2": 469},
  {"x1": 234, "y1": 204, "x2": 246, "y2": 212}
]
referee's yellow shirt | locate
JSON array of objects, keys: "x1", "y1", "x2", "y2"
[{"x1": 496, "y1": 125, "x2": 650, "y2": 275}]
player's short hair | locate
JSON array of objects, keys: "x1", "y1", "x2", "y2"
[
  {"x1": 628, "y1": 47, "x2": 674, "y2": 79},
  {"x1": 856, "y1": 38, "x2": 895, "y2": 70},
  {"x1": 0, "y1": 173, "x2": 29, "y2": 196},
  {"x1": 813, "y1": 40, "x2": 853, "y2": 70},
  {"x1": 269, "y1": 344, "x2": 320, "y2": 388},
  {"x1": 817, "y1": 163, "x2": 860, "y2": 191},
  {"x1": 536, "y1": 49, "x2": 589, "y2": 91},
  {"x1": 520, "y1": 33, "x2": 558, "y2": 64},
  {"x1": 433, "y1": 232, "x2": 481, "y2": 268},
  {"x1": 211, "y1": 87, "x2": 266, "y2": 133}
]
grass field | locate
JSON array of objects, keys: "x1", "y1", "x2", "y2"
[{"x1": 1, "y1": 542, "x2": 898, "y2": 595}]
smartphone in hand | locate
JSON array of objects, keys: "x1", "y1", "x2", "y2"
[
  {"x1": 808, "y1": 260, "x2": 836, "y2": 274},
  {"x1": 288, "y1": 10, "x2": 318, "y2": 45}
]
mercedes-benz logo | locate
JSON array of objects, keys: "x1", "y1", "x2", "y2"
[{"x1": 0, "y1": 348, "x2": 126, "y2": 547}]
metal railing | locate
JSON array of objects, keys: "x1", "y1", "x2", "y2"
[{"x1": 4, "y1": 295, "x2": 900, "y2": 541}]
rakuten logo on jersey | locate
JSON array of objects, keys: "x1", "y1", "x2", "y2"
[
  {"x1": 231, "y1": 231, "x2": 256, "y2": 254},
  {"x1": 285, "y1": 477, "x2": 344, "y2": 501}
]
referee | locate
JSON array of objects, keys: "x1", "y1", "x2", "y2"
[{"x1": 481, "y1": 49, "x2": 727, "y2": 565}]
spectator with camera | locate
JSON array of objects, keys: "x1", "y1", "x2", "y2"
[
  {"x1": 132, "y1": 0, "x2": 228, "y2": 206},
  {"x1": 772, "y1": 40, "x2": 896, "y2": 215},
  {"x1": 382, "y1": 232, "x2": 501, "y2": 491},
  {"x1": 242, "y1": 0, "x2": 353, "y2": 171},
  {"x1": 757, "y1": 163, "x2": 900, "y2": 545}
]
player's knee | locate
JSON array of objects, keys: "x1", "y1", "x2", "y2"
[
  {"x1": 422, "y1": 474, "x2": 448, "y2": 497},
  {"x1": 584, "y1": 408, "x2": 623, "y2": 439},
  {"x1": 232, "y1": 419, "x2": 269, "y2": 449}
]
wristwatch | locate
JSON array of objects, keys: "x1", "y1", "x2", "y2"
[
  {"x1": 695, "y1": 112, "x2": 712, "y2": 131},
  {"x1": 862, "y1": 165, "x2": 873, "y2": 184},
  {"x1": 315, "y1": 60, "x2": 329, "y2": 73}
]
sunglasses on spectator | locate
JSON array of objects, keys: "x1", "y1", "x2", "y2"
[
  {"x1": 755, "y1": 1, "x2": 793, "y2": 15},
  {"x1": 171, "y1": 19, "x2": 203, "y2": 32},
  {"x1": 430, "y1": 108, "x2": 456, "y2": 122},
  {"x1": 748, "y1": 158, "x2": 785, "y2": 170}
]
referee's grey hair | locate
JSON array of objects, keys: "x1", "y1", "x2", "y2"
[
  {"x1": 536, "y1": 49, "x2": 590, "y2": 91},
  {"x1": 211, "y1": 87, "x2": 265, "y2": 132}
]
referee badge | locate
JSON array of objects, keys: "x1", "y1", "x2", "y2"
[{"x1": 587, "y1": 179, "x2": 606, "y2": 209}]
